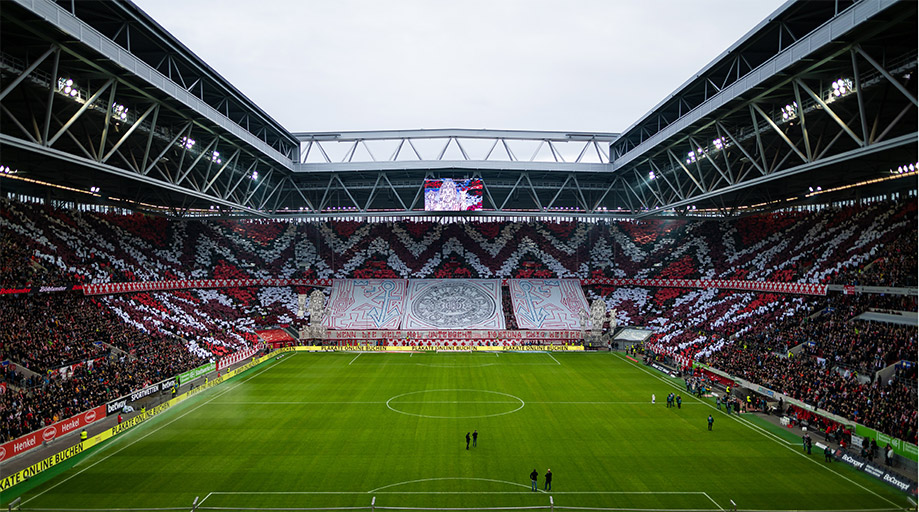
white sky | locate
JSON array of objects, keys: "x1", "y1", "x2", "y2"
[{"x1": 132, "y1": 0, "x2": 787, "y2": 134}]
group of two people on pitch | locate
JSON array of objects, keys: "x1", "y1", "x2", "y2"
[{"x1": 529, "y1": 468, "x2": 552, "y2": 491}]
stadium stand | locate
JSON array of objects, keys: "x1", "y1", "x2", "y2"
[{"x1": 0, "y1": 196, "x2": 916, "y2": 445}]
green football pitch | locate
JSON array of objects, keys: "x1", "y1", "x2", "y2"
[{"x1": 2, "y1": 351, "x2": 911, "y2": 511}]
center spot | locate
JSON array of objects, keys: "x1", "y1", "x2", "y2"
[{"x1": 386, "y1": 389, "x2": 525, "y2": 419}]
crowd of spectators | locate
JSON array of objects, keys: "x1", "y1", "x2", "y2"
[
  {"x1": 0, "y1": 196, "x2": 916, "y2": 446},
  {"x1": 0, "y1": 293, "x2": 205, "y2": 443},
  {"x1": 688, "y1": 293, "x2": 918, "y2": 443},
  {"x1": 1, "y1": 197, "x2": 915, "y2": 288}
]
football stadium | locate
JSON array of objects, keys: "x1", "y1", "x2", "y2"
[{"x1": 0, "y1": 1, "x2": 917, "y2": 511}]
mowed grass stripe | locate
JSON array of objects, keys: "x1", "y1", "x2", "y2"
[{"x1": 5, "y1": 352, "x2": 910, "y2": 511}]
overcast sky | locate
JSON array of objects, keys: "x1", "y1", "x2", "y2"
[{"x1": 132, "y1": 0, "x2": 787, "y2": 134}]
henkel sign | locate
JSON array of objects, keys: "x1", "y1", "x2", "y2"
[{"x1": 0, "y1": 405, "x2": 105, "y2": 463}]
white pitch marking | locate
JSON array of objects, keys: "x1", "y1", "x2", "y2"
[
  {"x1": 22, "y1": 355, "x2": 295, "y2": 506},
  {"x1": 617, "y1": 353, "x2": 902, "y2": 510},
  {"x1": 349, "y1": 353, "x2": 362, "y2": 365},
  {"x1": 546, "y1": 352, "x2": 561, "y2": 365},
  {"x1": 703, "y1": 491, "x2": 724, "y2": 511}
]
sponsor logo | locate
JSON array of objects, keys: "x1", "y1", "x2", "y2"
[
  {"x1": 0, "y1": 447, "x2": 5, "y2": 459},
  {"x1": 85, "y1": 409, "x2": 97, "y2": 422},
  {"x1": 107, "y1": 400, "x2": 127, "y2": 415},
  {"x1": 42, "y1": 427, "x2": 56, "y2": 442},
  {"x1": 13, "y1": 436, "x2": 37, "y2": 452},
  {"x1": 883, "y1": 473, "x2": 911, "y2": 492},
  {"x1": 840, "y1": 453, "x2": 865, "y2": 469},
  {"x1": 38, "y1": 286, "x2": 69, "y2": 292},
  {"x1": 161, "y1": 379, "x2": 176, "y2": 390},
  {"x1": 59, "y1": 418, "x2": 80, "y2": 434},
  {"x1": 130, "y1": 383, "x2": 160, "y2": 402}
]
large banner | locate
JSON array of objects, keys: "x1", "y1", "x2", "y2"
[
  {"x1": 325, "y1": 329, "x2": 580, "y2": 341},
  {"x1": 402, "y1": 279, "x2": 505, "y2": 330},
  {"x1": 324, "y1": 279, "x2": 407, "y2": 330},
  {"x1": 217, "y1": 345, "x2": 262, "y2": 371},
  {"x1": 0, "y1": 405, "x2": 104, "y2": 463},
  {"x1": 509, "y1": 279, "x2": 589, "y2": 330}
]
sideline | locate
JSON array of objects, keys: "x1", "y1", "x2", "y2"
[
  {"x1": 13, "y1": 355, "x2": 294, "y2": 505},
  {"x1": 615, "y1": 353, "x2": 904, "y2": 509}
]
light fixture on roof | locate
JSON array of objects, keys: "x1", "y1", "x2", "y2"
[
  {"x1": 180, "y1": 136, "x2": 196, "y2": 150},
  {"x1": 831, "y1": 78, "x2": 853, "y2": 97},
  {"x1": 90, "y1": 186, "x2": 100, "y2": 194},
  {"x1": 712, "y1": 137, "x2": 726, "y2": 150},
  {"x1": 251, "y1": 171, "x2": 259, "y2": 180},
  {"x1": 111, "y1": 102, "x2": 128, "y2": 122},
  {"x1": 781, "y1": 102, "x2": 798, "y2": 121},
  {"x1": 648, "y1": 170, "x2": 656, "y2": 180},
  {"x1": 210, "y1": 151, "x2": 222, "y2": 164},
  {"x1": 57, "y1": 77, "x2": 79, "y2": 98}
]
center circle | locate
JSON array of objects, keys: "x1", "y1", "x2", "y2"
[
  {"x1": 411, "y1": 282, "x2": 497, "y2": 328},
  {"x1": 386, "y1": 389, "x2": 525, "y2": 419}
]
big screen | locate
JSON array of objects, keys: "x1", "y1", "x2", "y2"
[{"x1": 423, "y1": 178, "x2": 483, "y2": 211}]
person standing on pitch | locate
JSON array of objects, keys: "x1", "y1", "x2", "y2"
[
  {"x1": 544, "y1": 469, "x2": 552, "y2": 491},
  {"x1": 472, "y1": 429, "x2": 478, "y2": 447},
  {"x1": 466, "y1": 432, "x2": 471, "y2": 450},
  {"x1": 708, "y1": 414, "x2": 714, "y2": 431},
  {"x1": 530, "y1": 469, "x2": 539, "y2": 491}
]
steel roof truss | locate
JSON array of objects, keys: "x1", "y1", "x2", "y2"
[
  {"x1": 688, "y1": 136, "x2": 730, "y2": 190},
  {"x1": 201, "y1": 148, "x2": 240, "y2": 195},
  {"x1": 791, "y1": 81, "x2": 814, "y2": 161},
  {"x1": 795, "y1": 78, "x2": 863, "y2": 147},
  {"x1": 0, "y1": 46, "x2": 56, "y2": 102},
  {"x1": 751, "y1": 103, "x2": 808, "y2": 164},
  {"x1": 242, "y1": 167, "x2": 271, "y2": 206},
  {"x1": 0, "y1": 104, "x2": 38, "y2": 144},
  {"x1": 175, "y1": 136, "x2": 218, "y2": 187},
  {"x1": 649, "y1": 160, "x2": 683, "y2": 202},
  {"x1": 717, "y1": 120, "x2": 766, "y2": 178},
  {"x1": 101, "y1": 102, "x2": 157, "y2": 164},
  {"x1": 545, "y1": 174, "x2": 572, "y2": 210},
  {"x1": 850, "y1": 48, "x2": 871, "y2": 145},
  {"x1": 289, "y1": 181, "x2": 316, "y2": 213},
  {"x1": 363, "y1": 173, "x2": 383, "y2": 211},
  {"x1": 382, "y1": 173, "x2": 408, "y2": 211},
  {"x1": 408, "y1": 172, "x2": 432, "y2": 211},
  {"x1": 97, "y1": 82, "x2": 119, "y2": 161},
  {"x1": 875, "y1": 102, "x2": 914, "y2": 144},
  {"x1": 224, "y1": 160, "x2": 258, "y2": 201},
  {"x1": 140, "y1": 103, "x2": 160, "y2": 172},
  {"x1": 855, "y1": 45, "x2": 918, "y2": 107},
  {"x1": 144, "y1": 122, "x2": 191, "y2": 176},
  {"x1": 47, "y1": 78, "x2": 113, "y2": 147},
  {"x1": 41, "y1": 47, "x2": 61, "y2": 147},
  {"x1": 522, "y1": 173, "x2": 543, "y2": 211},
  {"x1": 499, "y1": 174, "x2": 525, "y2": 211}
]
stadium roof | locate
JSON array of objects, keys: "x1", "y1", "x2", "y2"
[{"x1": 0, "y1": 0, "x2": 915, "y2": 219}]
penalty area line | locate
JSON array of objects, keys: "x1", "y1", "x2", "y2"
[
  {"x1": 349, "y1": 353, "x2": 362, "y2": 365},
  {"x1": 545, "y1": 352, "x2": 561, "y2": 365},
  {"x1": 703, "y1": 492, "x2": 724, "y2": 511}
]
